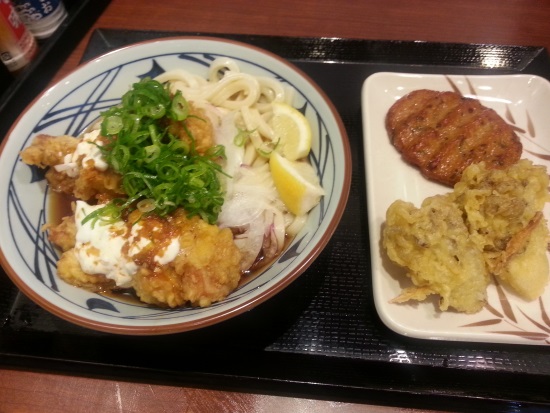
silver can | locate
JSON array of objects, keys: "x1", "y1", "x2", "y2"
[{"x1": 12, "y1": 0, "x2": 67, "y2": 40}]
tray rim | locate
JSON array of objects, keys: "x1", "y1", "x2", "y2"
[{"x1": 1, "y1": 29, "x2": 550, "y2": 410}]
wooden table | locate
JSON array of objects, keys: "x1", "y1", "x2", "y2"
[{"x1": 2, "y1": 1, "x2": 550, "y2": 411}]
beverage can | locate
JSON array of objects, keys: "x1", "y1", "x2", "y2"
[
  {"x1": 12, "y1": 0, "x2": 67, "y2": 40},
  {"x1": 0, "y1": 0, "x2": 38, "y2": 73}
]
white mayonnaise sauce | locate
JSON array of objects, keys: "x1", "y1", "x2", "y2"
[
  {"x1": 54, "y1": 129, "x2": 108, "y2": 177},
  {"x1": 73, "y1": 201, "x2": 180, "y2": 287},
  {"x1": 155, "y1": 237, "x2": 180, "y2": 265}
]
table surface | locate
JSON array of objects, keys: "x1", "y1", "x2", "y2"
[{"x1": 2, "y1": 1, "x2": 550, "y2": 412}]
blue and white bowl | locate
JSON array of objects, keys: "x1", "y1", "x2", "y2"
[{"x1": 0, "y1": 37, "x2": 351, "y2": 335}]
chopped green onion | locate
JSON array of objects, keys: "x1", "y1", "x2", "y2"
[
  {"x1": 104, "y1": 115, "x2": 123, "y2": 135},
  {"x1": 257, "y1": 138, "x2": 280, "y2": 157},
  {"x1": 91, "y1": 77, "x2": 226, "y2": 224},
  {"x1": 170, "y1": 92, "x2": 190, "y2": 120},
  {"x1": 233, "y1": 128, "x2": 253, "y2": 147}
]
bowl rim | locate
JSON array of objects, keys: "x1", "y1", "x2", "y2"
[{"x1": 0, "y1": 35, "x2": 352, "y2": 335}]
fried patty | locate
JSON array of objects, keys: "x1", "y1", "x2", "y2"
[{"x1": 386, "y1": 89, "x2": 523, "y2": 186}]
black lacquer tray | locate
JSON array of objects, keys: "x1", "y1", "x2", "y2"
[{"x1": 1, "y1": 29, "x2": 550, "y2": 412}]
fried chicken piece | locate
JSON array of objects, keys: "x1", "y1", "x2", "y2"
[
  {"x1": 72, "y1": 167, "x2": 124, "y2": 203},
  {"x1": 51, "y1": 209, "x2": 118, "y2": 293},
  {"x1": 20, "y1": 133, "x2": 125, "y2": 202},
  {"x1": 132, "y1": 211, "x2": 242, "y2": 308},
  {"x1": 46, "y1": 214, "x2": 76, "y2": 252},
  {"x1": 20, "y1": 134, "x2": 78, "y2": 167},
  {"x1": 42, "y1": 166, "x2": 123, "y2": 202},
  {"x1": 383, "y1": 195, "x2": 490, "y2": 313},
  {"x1": 386, "y1": 89, "x2": 523, "y2": 186},
  {"x1": 57, "y1": 249, "x2": 116, "y2": 293},
  {"x1": 164, "y1": 104, "x2": 214, "y2": 154},
  {"x1": 48, "y1": 207, "x2": 242, "y2": 307},
  {"x1": 43, "y1": 168, "x2": 76, "y2": 196}
]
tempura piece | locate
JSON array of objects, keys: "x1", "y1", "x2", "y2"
[
  {"x1": 383, "y1": 195, "x2": 490, "y2": 313},
  {"x1": 452, "y1": 160, "x2": 550, "y2": 300},
  {"x1": 382, "y1": 159, "x2": 550, "y2": 313},
  {"x1": 498, "y1": 215, "x2": 549, "y2": 300}
]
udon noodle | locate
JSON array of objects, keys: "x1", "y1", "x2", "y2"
[{"x1": 156, "y1": 58, "x2": 306, "y2": 270}]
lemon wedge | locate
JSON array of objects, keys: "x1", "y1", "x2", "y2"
[
  {"x1": 269, "y1": 151, "x2": 325, "y2": 216},
  {"x1": 269, "y1": 102, "x2": 312, "y2": 161}
]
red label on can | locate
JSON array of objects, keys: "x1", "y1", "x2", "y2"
[
  {"x1": 0, "y1": 0, "x2": 37, "y2": 72},
  {"x1": 0, "y1": 0, "x2": 26, "y2": 40}
]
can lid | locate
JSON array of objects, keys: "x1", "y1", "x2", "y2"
[{"x1": 26, "y1": 4, "x2": 68, "y2": 39}]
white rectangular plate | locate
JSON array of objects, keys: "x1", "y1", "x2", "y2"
[{"x1": 362, "y1": 72, "x2": 550, "y2": 345}]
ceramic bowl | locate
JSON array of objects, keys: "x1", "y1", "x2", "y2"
[{"x1": 0, "y1": 37, "x2": 351, "y2": 335}]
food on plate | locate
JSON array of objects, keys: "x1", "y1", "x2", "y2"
[
  {"x1": 383, "y1": 195, "x2": 489, "y2": 313},
  {"x1": 453, "y1": 160, "x2": 550, "y2": 300},
  {"x1": 20, "y1": 58, "x2": 324, "y2": 308},
  {"x1": 386, "y1": 89, "x2": 523, "y2": 186},
  {"x1": 382, "y1": 159, "x2": 550, "y2": 313}
]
